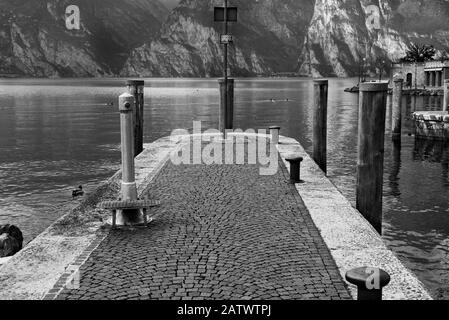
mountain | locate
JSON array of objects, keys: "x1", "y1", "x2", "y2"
[
  {"x1": 299, "y1": 0, "x2": 449, "y2": 77},
  {"x1": 120, "y1": 0, "x2": 315, "y2": 77},
  {"x1": 122, "y1": 0, "x2": 449, "y2": 78},
  {"x1": 0, "y1": 0, "x2": 168, "y2": 77},
  {"x1": 1, "y1": 0, "x2": 449, "y2": 78}
]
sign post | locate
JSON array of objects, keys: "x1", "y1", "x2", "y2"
[{"x1": 214, "y1": 1, "x2": 237, "y2": 138}]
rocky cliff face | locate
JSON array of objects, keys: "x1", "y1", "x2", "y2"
[
  {"x1": 0, "y1": 0, "x2": 168, "y2": 77},
  {"x1": 122, "y1": 0, "x2": 449, "y2": 78},
  {"x1": 1, "y1": 0, "x2": 448, "y2": 78},
  {"x1": 299, "y1": 0, "x2": 449, "y2": 77},
  {"x1": 121, "y1": 0, "x2": 315, "y2": 77}
]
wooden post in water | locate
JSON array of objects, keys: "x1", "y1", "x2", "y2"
[
  {"x1": 356, "y1": 81, "x2": 389, "y2": 234},
  {"x1": 444, "y1": 79, "x2": 449, "y2": 112},
  {"x1": 126, "y1": 80, "x2": 145, "y2": 156},
  {"x1": 219, "y1": 78, "x2": 234, "y2": 134},
  {"x1": 313, "y1": 79, "x2": 328, "y2": 174},
  {"x1": 392, "y1": 78, "x2": 403, "y2": 140}
]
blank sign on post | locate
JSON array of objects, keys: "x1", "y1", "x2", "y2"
[{"x1": 214, "y1": 7, "x2": 238, "y2": 22}]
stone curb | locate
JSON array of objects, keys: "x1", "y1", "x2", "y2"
[
  {"x1": 0, "y1": 133, "x2": 432, "y2": 300},
  {"x1": 276, "y1": 135, "x2": 432, "y2": 300},
  {"x1": 0, "y1": 137, "x2": 180, "y2": 300}
]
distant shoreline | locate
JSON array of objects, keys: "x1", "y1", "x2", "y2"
[
  {"x1": 0, "y1": 75, "x2": 354, "y2": 80},
  {"x1": 0, "y1": 74, "x2": 22, "y2": 79}
]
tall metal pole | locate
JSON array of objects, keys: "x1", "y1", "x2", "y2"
[
  {"x1": 224, "y1": 0, "x2": 228, "y2": 80},
  {"x1": 223, "y1": 0, "x2": 228, "y2": 139},
  {"x1": 223, "y1": 0, "x2": 228, "y2": 138},
  {"x1": 217, "y1": 1, "x2": 235, "y2": 137}
]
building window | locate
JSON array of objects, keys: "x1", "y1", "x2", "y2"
[{"x1": 406, "y1": 73, "x2": 413, "y2": 88}]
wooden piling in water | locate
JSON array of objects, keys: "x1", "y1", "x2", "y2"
[
  {"x1": 126, "y1": 80, "x2": 145, "y2": 156},
  {"x1": 356, "y1": 81, "x2": 388, "y2": 234},
  {"x1": 313, "y1": 79, "x2": 328, "y2": 174},
  {"x1": 444, "y1": 79, "x2": 449, "y2": 112},
  {"x1": 219, "y1": 78, "x2": 234, "y2": 134},
  {"x1": 392, "y1": 78, "x2": 403, "y2": 140}
]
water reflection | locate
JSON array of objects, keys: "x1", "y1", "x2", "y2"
[
  {"x1": 388, "y1": 140, "x2": 401, "y2": 197},
  {"x1": 414, "y1": 139, "x2": 448, "y2": 163}
]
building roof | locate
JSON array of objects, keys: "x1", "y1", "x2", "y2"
[{"x1": 393, "y1": 60, "x2": 449, "y2": 68}]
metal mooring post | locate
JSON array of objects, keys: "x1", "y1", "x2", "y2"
[
  {"x1": 356, "y1": 81, "x2": 388, "y2": 234},
  {"x1": 286, "y1": 155, "x2": 304, "y2": 183},
  {"x1": 126, "y1": 80, "x2": 145, "y2": 157},
  {"x1": 119, "y1": 93, "x2": 138, "y2": 201},
  {"x1": 346, "y1": 267, "x2": 391, "y2": 300},
  {"x1": 98, "y1": 93, "x2": 160, "y2": 228}
]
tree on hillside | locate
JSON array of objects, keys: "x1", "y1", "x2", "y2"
[{"x1": 400, "y1": 43, "x2": 436, "y2": 63}]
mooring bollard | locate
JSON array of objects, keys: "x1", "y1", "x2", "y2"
[
  {"x1": 313, "y1": 79, "x2": 328, "y2": 174},
  {"x1": 286, "y1": 156, "x2": 303, "y2": 183},
  {"x1": 444, "y1": 79, "x2": 449, "y2": 112},
  {"x1": 126, "y1": 80, "x2": 145, "y2": 157},
  {"x1": 345, "y1": 267, "x2": 391, "y2": 300},
  {"x1": 219, "y1": 78, "x2": 234, "y2": 135},
  {"x1": 356, "y1": 81, "x2": 388, "y2": 234},
  {"x1": 392, "y1": 78, "x2": 403, "y2": 140},
  {"x1": 98, "y1": 93, "x2": 160, "y2": 228},
  {"x1": 119, "y1": 93, "x2": 138, "y2": 201},
  {"x1": 269, "y1": 126, "x2": 281, "y2": 144}
]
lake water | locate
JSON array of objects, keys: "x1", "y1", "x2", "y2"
[{"x1": 0, "y1": 78, "x2": 448, "y2": 299}]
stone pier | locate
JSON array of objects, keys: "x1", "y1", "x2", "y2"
[{"x1": 0, "y1": 133, "x2": 432, "y2": 300}]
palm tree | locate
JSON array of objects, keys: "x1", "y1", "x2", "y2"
[
  {"x1": 400, "y1": 43, "x2": 436, "y2": 90},
  {"x1": 400, "y1": 43, "x2": 436, "y2": 63}
]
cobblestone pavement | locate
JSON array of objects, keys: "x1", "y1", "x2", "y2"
[{"x1": 57, "y1": 139, "x2": 352, "y2": 300}]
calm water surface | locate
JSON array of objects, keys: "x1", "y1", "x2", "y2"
[{"x1": 0, "y1": 78, "x2": 448, "y2": 299}]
